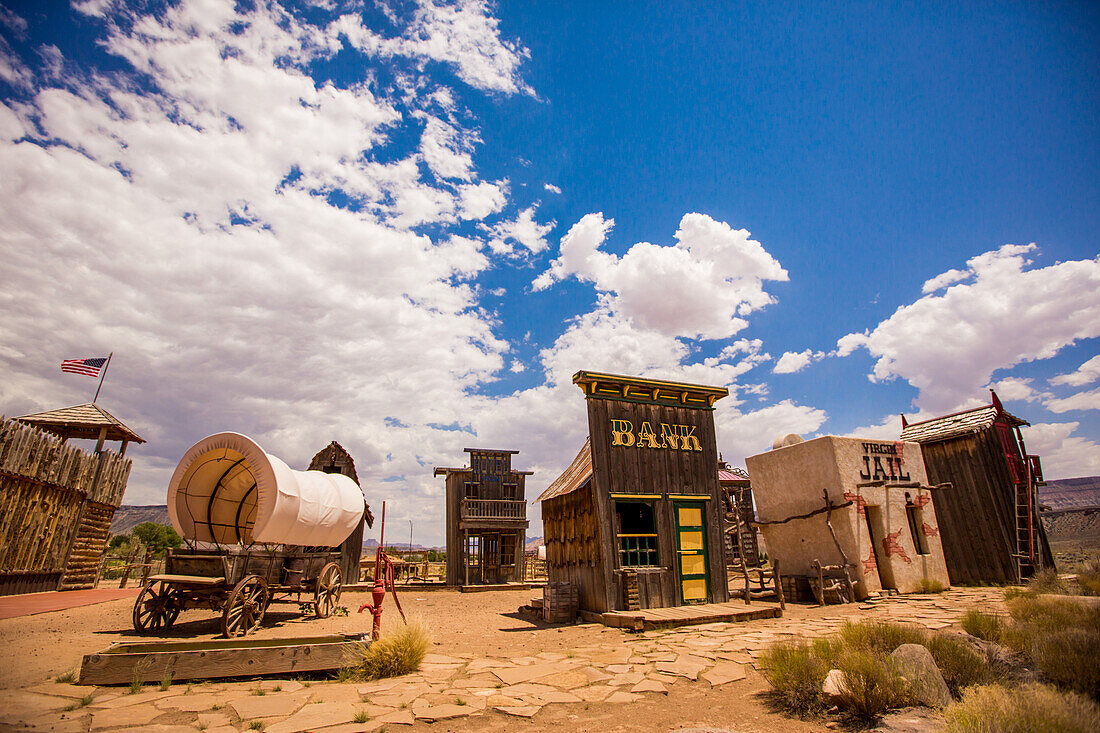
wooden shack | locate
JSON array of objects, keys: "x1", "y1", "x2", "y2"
[
  {"x1": 900, "y1": 391, "x2": 1054, "y2": 584},
  {"x1": 538, "y1": 371, "x2": 731, "y2": 614},
  {"x1": 308, "y1": 441, "x2": 373, "y2": 584},
  {"x1": 1, "y1": 405, "x2": 142, "y2": 594},
  {"x1": 718, "y1": 462, "x2": 761, "y2": 567},
  {"x1": 434, "y1": 449, "x2": 530, "y2": 586}
]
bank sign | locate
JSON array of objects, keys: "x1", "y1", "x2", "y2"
[{"x1": 609, "y1": 419, "x2": 703, "y2": 452}]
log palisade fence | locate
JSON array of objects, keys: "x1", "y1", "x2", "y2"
[{"x1": 0, "y1": 416, "x2": 131, "y2": 595}]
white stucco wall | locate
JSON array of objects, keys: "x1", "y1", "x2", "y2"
[{"x1": 746, "y1": 436, "x2": 950, "y2": 597}]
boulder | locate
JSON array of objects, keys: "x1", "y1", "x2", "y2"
[
  {"x1": 821, "y1": 669, "x2": 848, "y2": 705},
  {"x1": 889, "y1": 644, "x2": 952, "y2": 708}
]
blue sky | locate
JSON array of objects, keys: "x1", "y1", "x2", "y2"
[{"x1": 1, "y1": 1, "x2": 1097, "y2": 545}]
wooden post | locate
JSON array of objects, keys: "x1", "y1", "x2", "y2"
[
  {"x1": 773, "y1": 558, "x2": 785, "y2": 610},
  {"x1": 464, "y1": 530, "x2": 469, "y2": 587}
]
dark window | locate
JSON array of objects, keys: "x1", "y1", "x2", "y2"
[
  {"x1": 615, "y1": 501, "x2": 658, "y2": 567},
  {"x1": 905, "y1": 499, "x2": 930, "y2": 555},
  {"x1": 464, "y1": 481, "x2": 479, "y2": 499}
]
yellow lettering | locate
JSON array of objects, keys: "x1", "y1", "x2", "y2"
[
  {"x1": 638, "y1": 421, "x2": 661, "y2": 448},
  {"x1": 610, "y1": 419, "x2": 635, "y2": 447},
  {"x1": 659, "y1": 423, "x2": 681, "y2": 450},
  {"x1": 677, "y1": 425, "x2": 702, "y2": 451}
]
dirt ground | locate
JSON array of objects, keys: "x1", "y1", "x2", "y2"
[{"x1": 0, "y1": 586, "x2": 1001, "y2": 732}]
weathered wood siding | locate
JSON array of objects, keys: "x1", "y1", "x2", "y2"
[
  {"x1": 542, "y1": 483, "x2": 603, "y2": 612},
  {"x1": 0, "y1": 417, "x2": 132, "y2": 594},
  {"x1": 920, "y1": 427, "x2": 1053, "y2": 584},
  {"x1": 586, "y1": 398, "x2": 729, "y2": 612}
]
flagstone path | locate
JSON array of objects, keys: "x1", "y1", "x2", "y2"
[{"x1": 0, "y1": 587, "x2": 1005, "y2": 732}]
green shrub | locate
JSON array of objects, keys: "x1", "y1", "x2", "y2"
[
  {"x1": 920, "y1": 578, "x2": 946, "y2": 593},
  {"x1": 1078, "y1": 560, "x2": 1100, "y2": 597},
  {"x1": 1030, "y1": 627, "x2": 1100, "y2": 699},
  {"x1": 1027, "y1": 568, "x2": 1072, "y2": 595},
  {"x1": 836, "y1": 620, "x2": 926, "y2": 655},
  {"x1": 757, "y1": 640, "x2": 829, "y2": 715},
  {"x1": 833, "y1": 649, "x2": 914, "y2": 720},
  {"x1": 945, "y1": 682, "x2": 1100, "y2": 733},
  {"x1": 960, "y1": 610, "x2": 1006, "y2": 643},
  {"x1": 924, "y1": 634, "x2": 992, "y2": 695},
  {"x1": 342, "y1": 616, "x2": 430, "y2": 680}
]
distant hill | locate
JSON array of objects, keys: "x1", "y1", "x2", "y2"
[
  {"x1": 1040, "y1": 476, "x2": 1100, "y2": 512},
  {"x1": 111, "y1": 505, "x2": 170, "y2": 535},
  {"x1": 525, "y1": 536, "x2": 543, "y2": 552}
]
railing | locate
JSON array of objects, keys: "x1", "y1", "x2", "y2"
[{"x1": 461, "y1": 498, "x2": 526, "y2": 520}]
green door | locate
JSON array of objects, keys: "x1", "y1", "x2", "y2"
[{"x1": 674, "y1": 502, "x2": 710, "y2": 604}]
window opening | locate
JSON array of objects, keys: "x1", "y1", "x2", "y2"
[
  {"x1": 615, "y1": 501, "x2": 658, "y2": 567},
  {"x1": 905, "y1": 493, "x2": 930, "y2": 555}
]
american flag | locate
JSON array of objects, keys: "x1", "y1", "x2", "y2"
[{"x1": 61, "y1": 357, "x2": 108, "y2": 377}]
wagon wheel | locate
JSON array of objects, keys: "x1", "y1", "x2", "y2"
[
  {"x1": 133, "y1": 581, "x2": 181, "y2": 632},
  {"x1": 314, "y1": 562, "x2": 342, "y2": 618},
  {"x1": 222, "y1": 575, "x2": 269, "y2": 637}
]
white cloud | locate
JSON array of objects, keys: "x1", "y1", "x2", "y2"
[
  {"x1": 1044, "y1": 387, "x2": 1100, "y2": 414},
  {"x1": 482, "y1": 204, "x2": 554, "y2": 254},
  {"x1": 837, "y1": 244, "x2": 1100, "y2": 413},
  {"x1": 987, "y1": 377, "x2": 1042, "y2": 403},
  {"x1": 921, "y1": 268, "x2": 971, "y2": 293},
  {"x1": 1021, "y1": 422, "x2": 1100, "y2": 479},
  {"x1": 716, "y1": 400, "x2": 829, "y2": 468},
  {"x1": 509, "y1": 360, "x2": 525, "y2": 373},
  {"x1": 773, "y1": 349, "x2": 825, "y2": 374},
  {"x1": 543, "y1": 183, "x2": 561, "y2": 194},
  {"x1": 337, "y1": 0, "x2": 532, "y2": 95},
  {"x1": 533, "y1": 212, "x2": 788, "y2": 340},
  {"x1": 1050, "y1": 355, "x2": 1100, "y2": 387},
  {"x1": 0, "y1": 0, "x2": 543, "y2": 547}
]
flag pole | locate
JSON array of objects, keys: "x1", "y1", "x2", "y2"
[{"x1": 93, "y1": 352, "x2": 113, "y2": 404}]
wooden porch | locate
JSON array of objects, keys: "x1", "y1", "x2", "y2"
[{"x1": 582, "y1": 600, "x2": 782, "y2": 630}]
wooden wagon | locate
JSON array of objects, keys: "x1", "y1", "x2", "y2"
[
  {"x1": 134, "y1": 547, "x2": 344, "y2": 636},
  {"x1": 134, "y1": 432, "x2": 366, "y2": 637}
]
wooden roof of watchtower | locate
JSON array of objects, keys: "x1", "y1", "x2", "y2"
[{"x1": 15, "y1": 403, "x2": 144, "y2": 455}]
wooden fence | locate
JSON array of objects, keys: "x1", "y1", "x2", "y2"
[{"x1": 0, "y1": 417, "x2": 132, "y2": 594}]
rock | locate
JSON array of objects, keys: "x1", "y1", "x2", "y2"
[
  {"x1": 871, "y1": 706, "x2": 946, "y2": 733},
  {"x1": 821, "y1": 669, "x2": 848, "y2": 705},
  {"x1": 889, "y1": 644, "x2": 952, "y2": 708}
]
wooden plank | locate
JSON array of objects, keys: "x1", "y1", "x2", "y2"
[{"x1": 79, "y1": 635, "x2": 369, "y2": 685}]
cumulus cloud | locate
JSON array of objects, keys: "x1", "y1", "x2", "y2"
[
  {"x1": 1021, "y1": 422, "x2": 1100, "y2": 479},
  {"x1": 0, "y1": 0, "x2": 539, "y2": 546},
  {"x1": 773, "y1": 349, "x2": 825, "y2": 374},
  {"x1": 543, "y1": 183, "x2": 561, "y2": 194},
  {"x1": 482, "y1": 204, "x2": 554, "y2": 254},
  {"x1": 1044, "y1": 387, "x2": 1100, "y2": 414},
  {"x1": 1050, "y1": 355, "x2": 1100, "y2": 387},
  {"x1": 837, "y1": 244, "x2": 1100, "y2": 413},
  {"x1": 336, "y1": 0, "x2": 533, "y2": 95},
  {"x1": 987, "y1": 377, "x2": 1044, "y2": 403},
  {"x1": 533, "y1": 212, "x2": 788, "y2": 340}
]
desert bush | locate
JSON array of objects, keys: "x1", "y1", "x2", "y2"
[
  {"x1": 758, "y1": 640, "x2": 829, "y2": 715},
  {"x1": 960, "y1": 610, "x2": 1006, "y2": 642},
  {"x1": 836, "y1": 620, "x2": 926, "y2": 655},
  {"x1": 832, "y1": 649, "x2": 914, "y2": 720},
  {"x1": 342, "y1": 616, "x2": 430, "y2": 680},
  {"x1": 1027, "y1": 568, "x2": 1072, "y2": 595},
  {"x1": 1029, "y1": 627, "x2": 1100, "y2": 699},
  {"x1": 945, "y1": 682, "x2": 1100, "y2": 733},
  {"x1": 919, "y1": 578, "x2": 946, "y2": 593},
  {"x1": 1074, "y1": 559, "x2": 1100, "y2": 597},
  {"x1": 923, "y1": 633, "x2": 992, "y2": 695}
]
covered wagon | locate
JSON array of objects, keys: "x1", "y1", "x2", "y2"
[{"x1": 133, "y1": 433, "x2": 367, "y2": 636}]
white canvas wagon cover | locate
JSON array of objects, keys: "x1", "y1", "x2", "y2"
[{"x1": 167, "y1": 432, "x2": 365, "y2": 547}]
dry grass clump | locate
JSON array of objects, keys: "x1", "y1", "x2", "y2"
[
  {"x1": 1076, "y1": 559, "x2": 1100, "y2": 596},
  {"x1": 919, "y1": 578, "x2": 946, "y2": 594},
  {"x1": 758, "y1": 640, "x2": 829, "y2": 716},
  {"x1": 1026, "y1": 568, "x2": 1072, "y2": 595},
  {"x1": 945, "y1": 682, "x2": 1100, "y2": 733},
  {"x1": 342, "y1": 616, "x2": 430, "y2": 681},
  {"x1": 831, "y1": 649, "x2": 914, "y2": 720}
]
